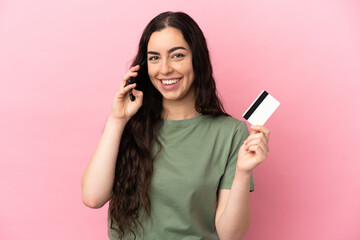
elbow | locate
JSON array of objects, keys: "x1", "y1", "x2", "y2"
[
  {"x1": 240, "y1": 223, "x2": 251, "y2": 240},
  {"x1": 82, "y1": 195, "x2": 107, "y2": 209},
  {"x1": 81, "y1": 179, "x2": 110, "y2": 208},
  {"x1": 240, "y1": 222, "x2": 250, "y2": 239},
  {"x1": 81, "y1": 191, "x2": 109, "y2": 209},
  {"x1": 235, "y1": 221, "x2": 250, "y2": 240},
  {"x1": 217, "y1": 222, "x2": 250, "y2": 240},
  {"x1": 82, "y1": 197, "x2": 102, "y2": 209}
]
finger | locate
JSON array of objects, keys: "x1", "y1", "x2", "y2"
[
  {"x1": 246, "y1": 140, "x2": 268, "y2": 156},
  {"x1": 245, "y1": 136, "x2": 269, "y2": 153},
  {"x1": 121, "y1": 66, "x2": 140, "y2": 87},
  {"x1": 245, "y1": 132, "x2": 268, "y2": 145},
  {"x1": 116, "y1": 83, "x2": 137, "y2": 98},
  {"x1": 254, "y1": 143, "x2": 267, "y2": 163},
  {"x1": 250, "y1": 125, "x2": 269, "y2": 135},
  {"x1": 250, "y1": 125, "x2": 270, "y2": 141},
  {"x1": 123, "y1": 82, "x2": 137, "y2": 92},
  {"x1": 245, "y1": 135, "x2": 267, "y2": 151},
  {"x1": 130, "y1": 64, "x2": 140, "y2": 71},
  {"x1": 131, "y1": 89, "x2": 143, "y2": 107},
  {"x1": 244, "y1": 133, "x2": 269, "y2": 152},
  {"x1": 238, "y1": 142, "x2": 249, "y2": 156},
  {"x1": 249, "y1": 129, "x2": 259, "y2": 136},
  {"x1": 122, "y1": 72, "x2": 138, "y2": 88},
  {"x1": 132, "y1": 89, "x2": 143, "y2": 98},
  {"x1": 244, "y1": 133, "x2": 263, "y2": 143}
]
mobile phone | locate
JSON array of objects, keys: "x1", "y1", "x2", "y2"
[{"x1": 128, "y1": 60, "x2": 146, "y2": 101}]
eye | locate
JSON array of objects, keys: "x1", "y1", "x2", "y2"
[
  {"x1": 173, "y1": 53, "x2": 184, "y2": 59},
  {"x1": 149, "y1": 56, "x2": 160, "y2": 61}
]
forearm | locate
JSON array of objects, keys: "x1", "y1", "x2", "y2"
[
  {"x1": 81, "y1": 114, "x2": 127, "y2": 208},
  {"x1": 216, "y1": 170, "x2": 251, "y2": 240}
]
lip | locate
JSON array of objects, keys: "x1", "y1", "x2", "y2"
[{"x1": 158, "y1": 77, "x2": 183, "y2": 90}]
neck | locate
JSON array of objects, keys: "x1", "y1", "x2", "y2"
[{"x1": 162, "y1": 92, "x2": 200, "y2": 120}]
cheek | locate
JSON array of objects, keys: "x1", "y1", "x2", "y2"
[
  {"x1": 183, "y1": 59, "x2": 194, "y2": 77},
  {"x1": 147, "y1": 67, "x2": 156, "y2": 81},
  {"x1": 149, "y1": 77, "x2": 157, "y2": 88},
  {"x1": 147, "y1": 72, "x2": 159, "y2": 89},
  {"x1": 184, "y1": 65, "x2": 195, "y2": 81},
  {"x1": 147, "y1": 66, "x2": 154, "y2": 77},
  {"x1": 174, "y1": 61, "x2": 193, "y2": 75}
]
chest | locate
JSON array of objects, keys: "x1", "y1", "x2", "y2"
[{"x1": 150, "y1": 125, "x2": 232, "y2": 200}]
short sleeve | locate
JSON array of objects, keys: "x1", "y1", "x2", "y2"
[{"x1": 218, "y1": 121, "x2": 254, "y2": 192}]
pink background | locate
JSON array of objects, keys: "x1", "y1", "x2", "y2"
[{"x1": 1, "y1": 0, "x2": 359, "y2": 239}]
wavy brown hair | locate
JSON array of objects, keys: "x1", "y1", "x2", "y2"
[{"x1": 109, "y1": 11, "x2": 229, "y2": 239}]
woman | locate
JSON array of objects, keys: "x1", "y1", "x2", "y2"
[{"x1": 81, "y1": 11, "x2": 270, "y2": 240}]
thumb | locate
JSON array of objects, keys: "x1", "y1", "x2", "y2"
[
  {"x1": 132, "y1": 89, "x2": 143, "y2": 99},
  {"x1": 250, "y1": 129, "x2": 260, "y2": 135}
]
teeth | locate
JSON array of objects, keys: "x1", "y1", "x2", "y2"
[{"x1": 161, "y1": 79, "x2": 180, "y2": 85}]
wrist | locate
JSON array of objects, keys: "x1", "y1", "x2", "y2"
[
  {"x1": 233, "y1": 169, "x2": 251, "y2": 191},
  {"x1": 235, "y1": 168, "x2": 252, "y2": 178},
  {"x1": 108, "y1": 114, "x2": 129, "y2": 124}
]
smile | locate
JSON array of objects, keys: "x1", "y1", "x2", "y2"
[{"x1": 159, "y1": 78, "x2": 182, "y2": 85}]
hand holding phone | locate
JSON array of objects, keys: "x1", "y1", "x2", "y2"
[
  {"x1": 111, "y1": 65, "x2": 145, "y2": 120},
  {"x1": 128, "y1": 60, "x2": 146, "y2": 101}
]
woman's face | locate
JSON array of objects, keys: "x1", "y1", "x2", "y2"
[{"x1": 147, "y1": 27, "x2": 195, "y2": 103}]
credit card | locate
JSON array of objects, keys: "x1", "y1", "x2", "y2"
[{"x1": 242, "y1": 90, "x2": 280, "y2": 125}]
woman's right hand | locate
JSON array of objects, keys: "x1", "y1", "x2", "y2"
[{"x1": 111, "y1": 65, "x2": 144, "y2": 121}]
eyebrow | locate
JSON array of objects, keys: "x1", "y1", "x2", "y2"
[{"x1": 147, "y1": 46, "x2": 186, "y2": 55}]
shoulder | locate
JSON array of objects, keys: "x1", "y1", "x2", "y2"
[
  {"x1": 206, "y1": 114, "x2": 248, "y2": 131},
  {"x1": 200, "y1": 114, "x2": 249, "y2": 141}
]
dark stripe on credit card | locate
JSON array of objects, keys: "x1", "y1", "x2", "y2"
[{"x1": 243, "y1": 90, "x2": 269, "y2": 120}]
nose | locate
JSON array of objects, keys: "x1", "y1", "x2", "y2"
[{"x1": 159, "y1": 58, "x2": 173, "y2": 74}]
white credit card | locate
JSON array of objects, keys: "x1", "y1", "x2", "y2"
[{"x1": 242, "y1": 90, "x2": 280, "y2": 125}]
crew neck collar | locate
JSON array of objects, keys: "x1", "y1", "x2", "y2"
[{"x1": 162, "y1": 114, "x2": 207, "y2": 128}]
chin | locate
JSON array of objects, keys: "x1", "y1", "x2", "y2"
[{"x1": 162, "y1": 95, "x2": 182, "y2": 101}]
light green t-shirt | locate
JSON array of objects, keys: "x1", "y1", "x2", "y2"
[{"x1": 108, "y1": 114, "x2": 254, "y2": 239}]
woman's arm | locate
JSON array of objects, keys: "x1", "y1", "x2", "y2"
[
  {"x1": 81, "y1": 65, "x2": 144, "y2": 209},
  {"x1": 81, "y1": 114, "x2": 127, "y2": 208},
  {"x1": 215, "y1": 171, "x2": 251, "y2": 240},
  {"x1": 216, "y1": 125, "x2": 270, "y2": 239}
]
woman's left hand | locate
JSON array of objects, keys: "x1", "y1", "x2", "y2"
[{"x1": 236, "y1": 125, "x2": 270, "y2": 173}]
